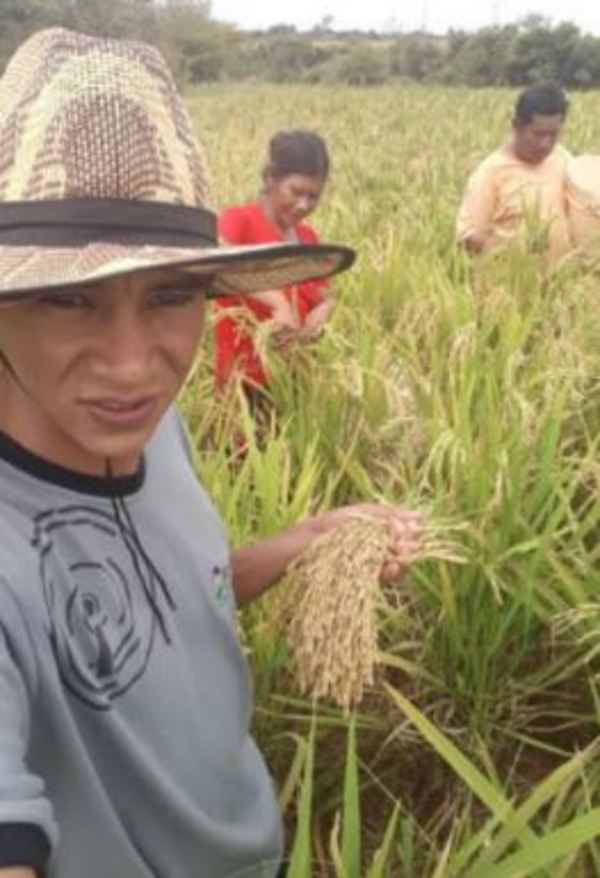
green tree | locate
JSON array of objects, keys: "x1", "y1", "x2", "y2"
[
  {"x1": 154, "y1": 0, "x2": 238, "y2": 82},
  {"x1": 571, "y1": 34, "x2": 600, "y2": 87},
  {"x1": 241, "y1": 36, "x2": 330, "y2": 83},
  {"x1": 331, "y1": 42, "x2": 389, "y2": 85},
  {"x1": 442, "y1": 26, "x2": 517, "y2": 86},
  {"x1": 505, "y1": 21, "x2": 580, "y2": 85},
  {"x1": 0, "y1": 0, "x2": 158, "y2": 68},
  {"x1": 62, "y1": 0, "x2": 157, "y2": 39},
  {"x1": 390, "y1": 34, "x2": 444, "y2": 81},
  {"x1": 0, "y1": 0, "x2": 63, "y2": 67},
  {"x1": 175, "y1": 23, "x2": 241, "y2": 82}
]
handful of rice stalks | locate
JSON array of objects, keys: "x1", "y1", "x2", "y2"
[{"x1": 281, "y1": 516, "x2": 465, "y2": 712}]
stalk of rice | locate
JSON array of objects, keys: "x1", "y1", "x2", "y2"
[{"x1": 281, "y1": 516, "x2": 466, "y2": 712}]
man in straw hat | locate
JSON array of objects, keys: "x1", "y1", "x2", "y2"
[{"x1": 0, "y1": 28, "x2": 421, "y2": 878}]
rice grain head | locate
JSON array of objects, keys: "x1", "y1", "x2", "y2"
[
  {"x1": 284, "y1": 518, "x2": 388, "y2": 712},
  {"x1": 281, "y1": 516, "x2": 467, "y2": 712}
]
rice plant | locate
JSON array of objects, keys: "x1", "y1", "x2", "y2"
[{"x1": 183, "y1": 83, "x2": 600, "y2": 875}]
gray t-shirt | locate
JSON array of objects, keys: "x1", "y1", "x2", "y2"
[{"x1": 0, "y1": 409, "x2": 282, "y2": 878}]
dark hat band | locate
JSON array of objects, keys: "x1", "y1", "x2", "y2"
[{"x1": 0, "y1": 199, "x2": 218, "y2": 247}]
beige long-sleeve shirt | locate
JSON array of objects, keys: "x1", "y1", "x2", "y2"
[{"x1": 456, "y1": 144, "x2": 572, "y2": 262}]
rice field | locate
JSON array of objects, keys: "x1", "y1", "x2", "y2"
[{"x1": 181, "y1": 85, "x2": 600, "y2": 877}]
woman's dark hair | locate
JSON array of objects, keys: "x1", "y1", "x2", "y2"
[
  {"x1": 514, "y1": 83, "x2": 569, "y2": 126},
  {"x1": 264, "y1": 130, "x2": 330, "y2": 182}
]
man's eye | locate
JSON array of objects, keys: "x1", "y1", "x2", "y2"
[
  {"x1": 152, "y1": 290, "x2": 198, "y2": 307},
  {"x1": 36, "y1": 292, "x2": 91, "y2": 309}
]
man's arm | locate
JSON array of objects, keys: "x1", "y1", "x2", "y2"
[
  {"x1": 0, "y1": 603, "x2": 54, "y2": 878},
  {"x1": 231, "y1": 518, "x2": 319, "y2": 605},
  {"x1": 0, "y1": 868, "x2": 35, "y2": 877},
  {"x1": 456, "y1": 162, "x2": 497, "y2": 254},
  {"x1": 231, "y1": 503, "x2": 422, "y2": 605}
]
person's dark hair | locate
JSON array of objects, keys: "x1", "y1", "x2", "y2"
[
  {"x1": 263, "y1": 130, "x2": 330, "y2": 182},
  {"x1": 513, "y1": 83, "x2": 569, "y2": 126}
]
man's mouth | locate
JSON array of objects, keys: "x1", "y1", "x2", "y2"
[{"x1": 81, "y1": 396, "x2": 158, "y2": 427}]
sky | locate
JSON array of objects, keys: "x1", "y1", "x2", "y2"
[{"x1": 210, "y1": 0, "x2": 600, "y2": 36}]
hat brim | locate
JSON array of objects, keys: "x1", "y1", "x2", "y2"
[{"x1": 0, "y1": 240, "x2": 355, "y2": 300}]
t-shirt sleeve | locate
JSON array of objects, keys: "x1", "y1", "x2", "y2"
[
  {"x1": 456, "y1": 162, "x2": 497, "y2": 241},
  {"x1": 0, "y1": 593, "x2": 56, "y2": 874},
  {"x1": 171, "y1": 407, "x2": 195, "y2": 467}
]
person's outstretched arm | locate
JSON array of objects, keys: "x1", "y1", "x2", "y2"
[
  {"x1": 456, "y1": 163, "x2": 497, "y2": 254},
  {"x1": 0, "y1": 869, "x2": 36, "y2": 877},
  {"x1": 231, "y1": 503, "x2": 422, "y2": 605},
  {"x1": 0, "y1": 612, "x2": 54, "y2": 878}
]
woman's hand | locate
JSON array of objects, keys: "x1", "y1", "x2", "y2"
[
  {"x1": 298, "y1": 296, "x2": 335, "y2": 344},
  {"x1": 270, "y1": 323, "x2": 300, "y2": 352},
  {"x1": 267, "y1": 295, "x2": 301, "y2": 351}
]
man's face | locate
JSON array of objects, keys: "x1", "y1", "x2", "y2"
[
  {"x1": 0, "y1": 270, "x2": 207, "y2": 475},
  {"x1": 512, "y1": 113, "x2": 564, "y2": 164}
]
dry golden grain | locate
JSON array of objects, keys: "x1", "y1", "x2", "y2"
[
  {"x1": 282, "y1": 518, "x2": 388, "y2": 712},
  {"x1": 281, "y1": 516, "x2": 466, "y2": 711}
]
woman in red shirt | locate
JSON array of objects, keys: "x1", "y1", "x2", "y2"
[{"x1": 214, "y1": 130, "x2": 334, "y2": 391}]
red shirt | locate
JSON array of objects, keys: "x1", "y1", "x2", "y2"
[{"x1": 214, "y1": 201, "x2": 328, "y2": 387}]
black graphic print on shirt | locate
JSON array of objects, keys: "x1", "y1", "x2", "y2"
[{"x1": 31, "y1": 504, "x2": 174, "y2": 711}]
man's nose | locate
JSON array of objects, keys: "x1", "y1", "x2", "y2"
[{"x1": 95, "y1": 308, "x2": 153, "y2": 380}]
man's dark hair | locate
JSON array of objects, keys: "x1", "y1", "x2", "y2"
[
  {"x1": 514, "y1": 83, "x2": 569, "y2": 126},
  {"x1": 263, "y1": 129, "x2": 330, "y2": 182}
]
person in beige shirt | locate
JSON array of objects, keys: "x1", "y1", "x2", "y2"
[{"x1": 457, "y1": 83, "x2": 572, "y2": 262}]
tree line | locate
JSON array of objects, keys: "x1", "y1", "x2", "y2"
[{"x1": 2, "y1": 3, "x2": 600, "y2": 88}]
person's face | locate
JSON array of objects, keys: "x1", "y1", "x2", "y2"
[
  {"x1": 265, "y1": 173, "x2": 326, "y2": 231},
  {"x1": 512, "y1": 113, "x2": 564, "y2": 164},
  {"x1": 0, "y1": 270, "x2": 207, "y2": 475}
]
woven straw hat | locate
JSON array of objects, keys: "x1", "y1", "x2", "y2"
[{"x1": 0, "y1": 28, "x2": 355, "y2": 300}]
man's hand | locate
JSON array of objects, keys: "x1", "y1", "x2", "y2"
[
  {"x1": 309, "y1": 503, "x2": 423, "y2": 582},
  {"x1": 462, "y1": 230, "x2": 490, "y2": 254},
  {"x1": 232, "y1": 503, "x2": 423, "y2": 605}
]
